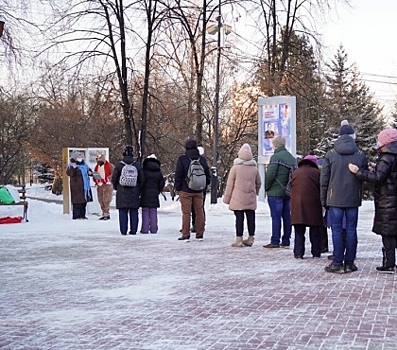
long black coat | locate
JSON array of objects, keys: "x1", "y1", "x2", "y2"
[
  {"x1": 355, "y1": 141, "x2": 397, "y2": 236},
  {"x1": 140, "y1": 158, "x2": 165, "y2": 208},
  {"x1": 112, "y1": 155, "x2": 145, "y2": 209}
]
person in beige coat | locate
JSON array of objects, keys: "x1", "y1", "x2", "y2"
[{"x1": 223, "y1": 143, "x2": 262, "y2": 247}]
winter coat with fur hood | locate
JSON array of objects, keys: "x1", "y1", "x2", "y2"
[{"x1": 223, "y1": 144, "x2": 262, "y2": 211}]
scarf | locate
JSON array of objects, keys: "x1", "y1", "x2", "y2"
[{"x1": 68, "y1": 162, "x2": 91, "y2": 200}]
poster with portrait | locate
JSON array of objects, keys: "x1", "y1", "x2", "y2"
[
  {"x1": 258, "y1": 96, "x2": 296, "y2": 163},
  {"x1": 257, "y1": 96, "x2": 296, "y2": 201}
]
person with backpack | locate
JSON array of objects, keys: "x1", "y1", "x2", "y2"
[
  {"x1": 263, "y1": 136, "x2": 297, "y2": 249},
  {"x1": 111, "y1": 145, "x2": 145, "y2": 235},
  {"x1": 174, "y1": 139, "x2": 211, "y2": 241},
  {"x1": 223, "y1": 143, "x2": 262, "y2": 247},
  {"x1": 139, "y1": 154, "x2": 165, "y2": 234},
  {"x1": 93, "y1": 153, "x2": 114, "y2": 221}
]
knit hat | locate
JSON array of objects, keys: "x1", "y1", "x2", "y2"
[
  {"x1": 238, "y1": 143, "x2": 253, "y2": 161},
  {"x1": 147, "y1": 154, "x2": 157, "y2": 159},
  {"x1": 272, "y1": 136, "x2": 286, "y2": 149},
  {"x1": 378, "y1": 128, "x2": 397, "y2": 148},
  {"x1": 339, "y1": 120, "x2": 356, "y2": 139},
  {"x1": 123, "y1": 145, "x2": 134, "y2": 156},
  {"x1": 197, "y1": 146, "x2": 204, "y2": 156},
  {"x1": 303, "y1": 155, "x2": 318, "y2": 165},
  {"x1": 184, "y1": 139, "x2": 198, "y2": 150}
]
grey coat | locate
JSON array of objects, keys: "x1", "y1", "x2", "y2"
[{"x1": 320, "y1": 135, "x2": 368, "y2": 208}]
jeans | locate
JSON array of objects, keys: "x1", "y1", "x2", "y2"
[
  {"x1": 328, "y1": 206, "x2": 358, "y2": 265},
  {"x1": 118, "y1": 208, "x2": 139, "y2": 234},
  {"x1": 267, "y1": 196, "x2": 292, "y2": 246}
]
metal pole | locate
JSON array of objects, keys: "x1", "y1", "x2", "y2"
[{"x1": 211, "y1": 0, "x2": 222, "y2": 204}]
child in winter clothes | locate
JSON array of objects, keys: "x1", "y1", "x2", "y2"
[
  {"x1": 139, "y1": 154, "x2": 165, "y2": 234},
  {"x1": 223, "y1": 143, "x2": 262, "y2": 247}
]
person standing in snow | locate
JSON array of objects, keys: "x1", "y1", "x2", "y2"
[
  {"x1": 190, "y1": 146, "x2": 208, "y2": 233},
  {"x1": 139, "y1": 154, "x2": 165, "y2": 234},
  {"x1": 263, "y1": 136, "x2": 297, "y2": 249},
  {"x1": 174, "y1": 139, "x2": 211, "y2": 241},
  {"x1": 223, "y1": 143, "x2": 262, "y2": 247},
  {"x1": 93, "y1": 153, "x2": 114, "y2": 220},
  {"x1": 112, "y1": 145, "x2": 145, "y2": 235},
  {"x1": 321, "y1": 120, "x2": 368, "y2": 274},
  {"x1": 290, "y1": 155, "x2": 323, "y2": 259},
  {"x1": 66, "y1": 151, "x2": 93, "y2": 220},
  {"x1": 349, "y1": 128, "x2": 397, "y2": 274}
]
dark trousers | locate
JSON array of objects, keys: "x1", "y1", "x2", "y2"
[
  {"x1": 293, "y1": 224, "x2": 322, "y2": 258},
  {"x1": 382, "y1": 235, "x2": 397, "y2": 268},
  {"x1": 234, "y1": 210, "x2": 255, "y2": 237},
  {"x1": 72, "y1": 202, "x2": 87, "y2": 219},
  {"x1": 118, "y1": 208, "x2": 139, "y2": 235}
]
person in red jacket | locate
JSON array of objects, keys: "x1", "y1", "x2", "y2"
[{"x1": 93, "y1": 154, "x2": 114, "y2": 220}]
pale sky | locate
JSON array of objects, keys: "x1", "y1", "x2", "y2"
[{"x1": 323, "y1": 0, "x2": 397, "y2": 116}]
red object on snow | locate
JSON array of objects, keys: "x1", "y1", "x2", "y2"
[{"x1": 0, "y1": 216, "x2": 23, "y2": 224}]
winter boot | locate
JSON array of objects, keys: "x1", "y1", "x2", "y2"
[
  {"x1": 243, "y1": 235, "x2": 255, "y2": 247},
  {"x1": 231, "y1": 236, "x2": 244, "y2": 248},
  {"x1": 376, "y1": 247, "x2": 387, "y2": 271}
]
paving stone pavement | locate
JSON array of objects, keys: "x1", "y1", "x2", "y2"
[{"x1": 1, "y1": 200, "x2": 397, "y2": 350}]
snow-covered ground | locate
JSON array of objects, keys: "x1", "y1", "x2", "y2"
[{"x1": 2, "y1": 185, "x2": 395, "y2": 350}]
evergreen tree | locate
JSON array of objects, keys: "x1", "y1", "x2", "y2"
[{"x1": 319, "y1": 46, "x2": 385, "y2": 198}]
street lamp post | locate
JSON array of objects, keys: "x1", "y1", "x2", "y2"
[{"x1": 210, "y1": 1, "x2": 222, "y2": 204}]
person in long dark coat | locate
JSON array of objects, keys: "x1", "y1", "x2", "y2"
[
  {"x1": 66, "y1": 151, "x2": 93, "y2": 220},
  {"x1": 290, "y1": 155, "x2": 323, "y2": 258},
  {"x1": 112, "y1": 145, "x2": 145, "y2": 235},
  {"x1": 139, "y1": 154, "x2": 165, "y2": 234},
  {"x1": 349, "y1": 128, "x2": 397, "y2": 273}
]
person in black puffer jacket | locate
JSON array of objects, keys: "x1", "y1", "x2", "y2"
[
  {"x1": 349, "y1": 128, "x2": 397, "y2": 274},
  {"x1": 139, "y1": 154, "x2": 165, "y2": 234}
]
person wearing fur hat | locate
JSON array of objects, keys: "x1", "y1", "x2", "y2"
[
  {"x1": 66, "y1": 151, "x2": 93, "y2": 219},
  {"x1": 139, "y1": 154, "x2": 165, "y2": 234},
  {"x1": 349, "y1": 128, "x2": 397, "y2": 274},
  {"x1": 263, "y1": 136, "x2": 297, "y2": 249},
  {"x1": 112, "y1": 145, "x2": 145, "y2": 235},
  {"x1": 290, "y1": 155, "x2": 323, "y2": 258},
  {"x1": 93, "y1": 154, "x2": 114, "y2": 220},
  {"x1": 321, "y1": 120, "x2": 368, "y2": 274},
  {"x1": 223, "y1": 143, "x2": 262, "y2": 247},
  {"x1": 174, "y1": 139, "x2": 211, "y2": 241}
]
